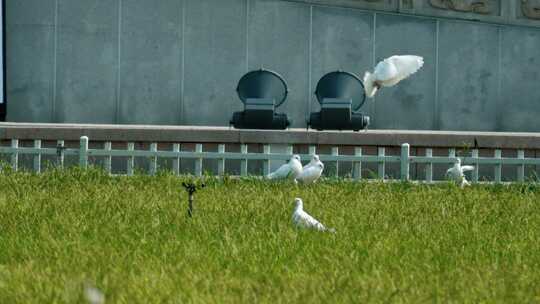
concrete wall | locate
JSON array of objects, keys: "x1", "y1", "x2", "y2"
[{"x1": 5, "y1": 0, "x2": 540, "y2": 131}]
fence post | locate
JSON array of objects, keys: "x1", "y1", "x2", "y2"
[
  {"x1": 217, "y1": 144, "x2": 225, "y2": 176},
  {"x1": 104, "y1": 141, "x2": 112, "y2": 174},
  {"x1": 331, "y1": 147, "x2": 339, "y2": 177},
  {"x1": 472, "y1": 149, "x2": 479, "y2": 183},
  {"x1": 56, "y1": 140, "x2": 65, "y2": 168},
  {"x1": 494, "y1": 149, "x2": 502, "y2": 183},
  {"x1": 195, "y1": 144, "x2": 203, "y2": 177},
  {"x1": 425, "y1": 148, "x2": 433, "y2": 183},
  {"x1": 79, "y1": 136, "x2": 89, "y2": 169},
  {"x1": 173, "y1": 143, "x2": 181, "y2": 175},
  {"x1": 127, "y1": 142, "x2": 135, "y2": 176},
  {"x1": 240, "y1": 144, "x2": 248, "y2": 176},
  {"x1": 448, "y1": 148, "x2": 456, "y2": 182},
  {"x1": 10, "y1": 139, "x2": 18, "y2": 171},
  {"x1": 353, "y1": 147, "x2": 362, "y2": 180},
  {"x1": 448, "y1": 148, "x2": 456, "y2": 159},
  {"x1": 517, "y1": 150, "x2": 525, "y2": 182},
  {"x1": 400, "y1": 143, "x2": 410, "y2": 181},
  {"x1": 286, "y1": 145, "x2": 293, "y2": 156},
  {"x1": 149, "y1": 143, "x2": 158, "y2": 175},
  {"x1": 378, "y1": 147, "x2": 385, "y2": 180},
  {"x1": 263, "y1": 145, "x2": 270, "y2": 176},
  {"x1": 33, "y1": 140, "x2": 42, "y2": 173}
]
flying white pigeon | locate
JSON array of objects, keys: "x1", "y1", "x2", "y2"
[
  {"x1": 363, "y1": 55, "x2": 424, "y2": 98},
  {"x1": 267, "y1": 154, "x2": 303, "y2": 181},
  {"x1": 446, "y1": 158, "x2": 475, "y2": 188},
  {"x1": 297, "y1": 155, "x2": 324, "y2": 184},
  {"x1": 292, "y1": 198, "x2": 335, "y2": 233}
]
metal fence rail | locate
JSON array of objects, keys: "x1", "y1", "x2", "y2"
[{"x1": 1, "y1": 136, "x2": 540, "y2": 183}]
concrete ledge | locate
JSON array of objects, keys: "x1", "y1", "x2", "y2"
[{"x1": 1, "y1": 122, "x2": 540, "y2": 149}]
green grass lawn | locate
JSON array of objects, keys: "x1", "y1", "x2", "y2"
[{"x1": 1, "y1": 168, "x2": 540, "y2": 303}]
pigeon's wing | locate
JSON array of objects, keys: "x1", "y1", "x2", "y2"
[
  {"x1": 294, "y1": 210, "x2": 334, "y2": 232},
  {"x1": 446, "y1": 167, "x2": 461, "y2": 180},
  {"x1": 289, "y1": 159, "x2": 304, "y2": 178},
  {"x1": 298, "y1": 166, "x2": 322, "y2": 183},
  {"x1": 373, "y1": 60, "x2": 399, "y2": 82},
  {"x1": 388, "y1": 55, "x2": 424, "y2": 81},
  {"x1": 461, "y1": 165, "x2": 475, "y2": 172},
  {"x1": 298, "y1": 166, "x2": 316, "y2": 179},
  {"x1": 302, "y1": 163, "x2": 312, "y2": 170},
  {"x1": 267, "y1": 163, "x2": 291, "y2": 179},
  {"x1": 300, "y1": 211, "x2": 326, "y2": 231},
  {"x1": 302, "y1": 159, "x2": 319, "y2": 170}
]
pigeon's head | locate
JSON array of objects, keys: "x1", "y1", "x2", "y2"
[
  {"x1": 311, "y1": 154, "x2": 320, "y2": 163},
  {"x1": 454, "y1": 158, "x2": 462, "y2": 165},
  {"x1": 291, "y1": 154, "x2": 301, "y2": 162},
  {"x1": 294, "y1": 197, "x2": 303, "y2": 208}
]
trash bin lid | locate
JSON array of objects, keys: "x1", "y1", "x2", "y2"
[
  {"x1": 315, "y1": 71, "x2": 366, "y2": 112},
  {"x1": 236, "y1": 69, "x2": 289, "y2": 108}
]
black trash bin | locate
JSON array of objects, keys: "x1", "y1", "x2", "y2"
[
  {"x1": 230, "y1": 69, "x2": 291, "y2": 130},
  {"x1": 308, "y1": 71, "x2": 370, "y2": 131}
]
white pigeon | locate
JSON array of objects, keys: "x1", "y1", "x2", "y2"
[
  {"x1": 267, "y1": 154, "x2": 303, "y2": 181},
  {"x1": 303, "y1": 154, "x2": 321, "y2": 170},
  {"x1": 297, "y1": 155, "x2": 324, "y2": 184},
  {"x1": 292, "y1": 198, "x2": 335, "y2": 233},
  {"x1": 446, "y1": 158, "x2": 475, "y2": 188},
  {"x1": 363, "y1": 55, "x2": 424, "y2": 98},
  {"x1": 84, "y1": 284, "x2": 105, "y2": 304}
]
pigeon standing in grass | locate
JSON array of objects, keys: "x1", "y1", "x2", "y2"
[
  {"x1": 292, "y1": 198, "x2": 335, "y2": 233},
  {"x1": 446, "y1": 158, "x2": 475, "y2": 188},
  {"x1": 303, "y1": 154, "x2": 321, "y2": 170},
  {"x1": 363, "y1": 55, "x2": 424, "y2": 98},
  {"x1": 297, "y1": 163, "x2": 324, "y2": 184},
  {"x1": 267, "y1": 155, "x2": 303, "y2": 181},
  {"x1": 84, "y1": 284, "x2": 105, "y2": 304},
  {"x1": 297, "y1": 155, "x2": 324, "y2": 184}
]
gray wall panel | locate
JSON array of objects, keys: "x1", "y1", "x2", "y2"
[
  {"x1": 55, "y1": 0, "x2": 118, "y2": 123},
  {"x1": 183, "y1": 0, "x2": 246, "y2": 126},
  {"x1": 248, "y1": 0, "x2": 310, "y2": 127},
  {"x1": 5, "y1": 0, "x2": 540, "y2": 133},
  {"x1": 500, "y1": 27, "x2": 540, "y2": 132},
  {"x1": 437, "y1": 21, "x2": 500, "y2": 131},
  {"x1": 310, "y1": 6, "x2": 373, "y2": 117},
  {"x1": 374, "y1": 14, "x2": 437, "y2": 130},
  {"x1": 6, "y1": 0, "x2": 55, "y2": 122},
  {"x1": 119, "y1": 0, "x2": 183, "y2": 125}
]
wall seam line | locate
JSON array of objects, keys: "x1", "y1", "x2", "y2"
[
  {"x1": 52, "y1": 0, "x2": 58, "y2": 122},
  {"x1": 371, "y1": 12, "x2": 376, "y2": 128},
  {"x1": 496, "y1": 25, "x2": 502, "y2": 131},
  {"x1": 180, "y1": 0, "x2": 185, "y2": 124},
  {"x1": 434, "y1": 19, "x2": 440, "y2": 130},
  {"x1": 116, "y1": 0, "x2": 122, "y2": 124},
  {"x1": 246, "y1": 0, "x2": 250, "y2": 72},
  {"x1": 308, "y1": 5, "x2": 313, "y2": 124}
]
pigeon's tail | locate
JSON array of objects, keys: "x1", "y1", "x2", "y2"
[
  {"x1": 266, "y1": 173, "x2": 276, "y2": 179},
  {"x1": 363, "y1": 71, "x2": 378, "y2": 98}
]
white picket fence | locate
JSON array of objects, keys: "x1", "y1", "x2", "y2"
[{"x1": 1, "y1": 136, "x2": 539, "y2": 183}]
